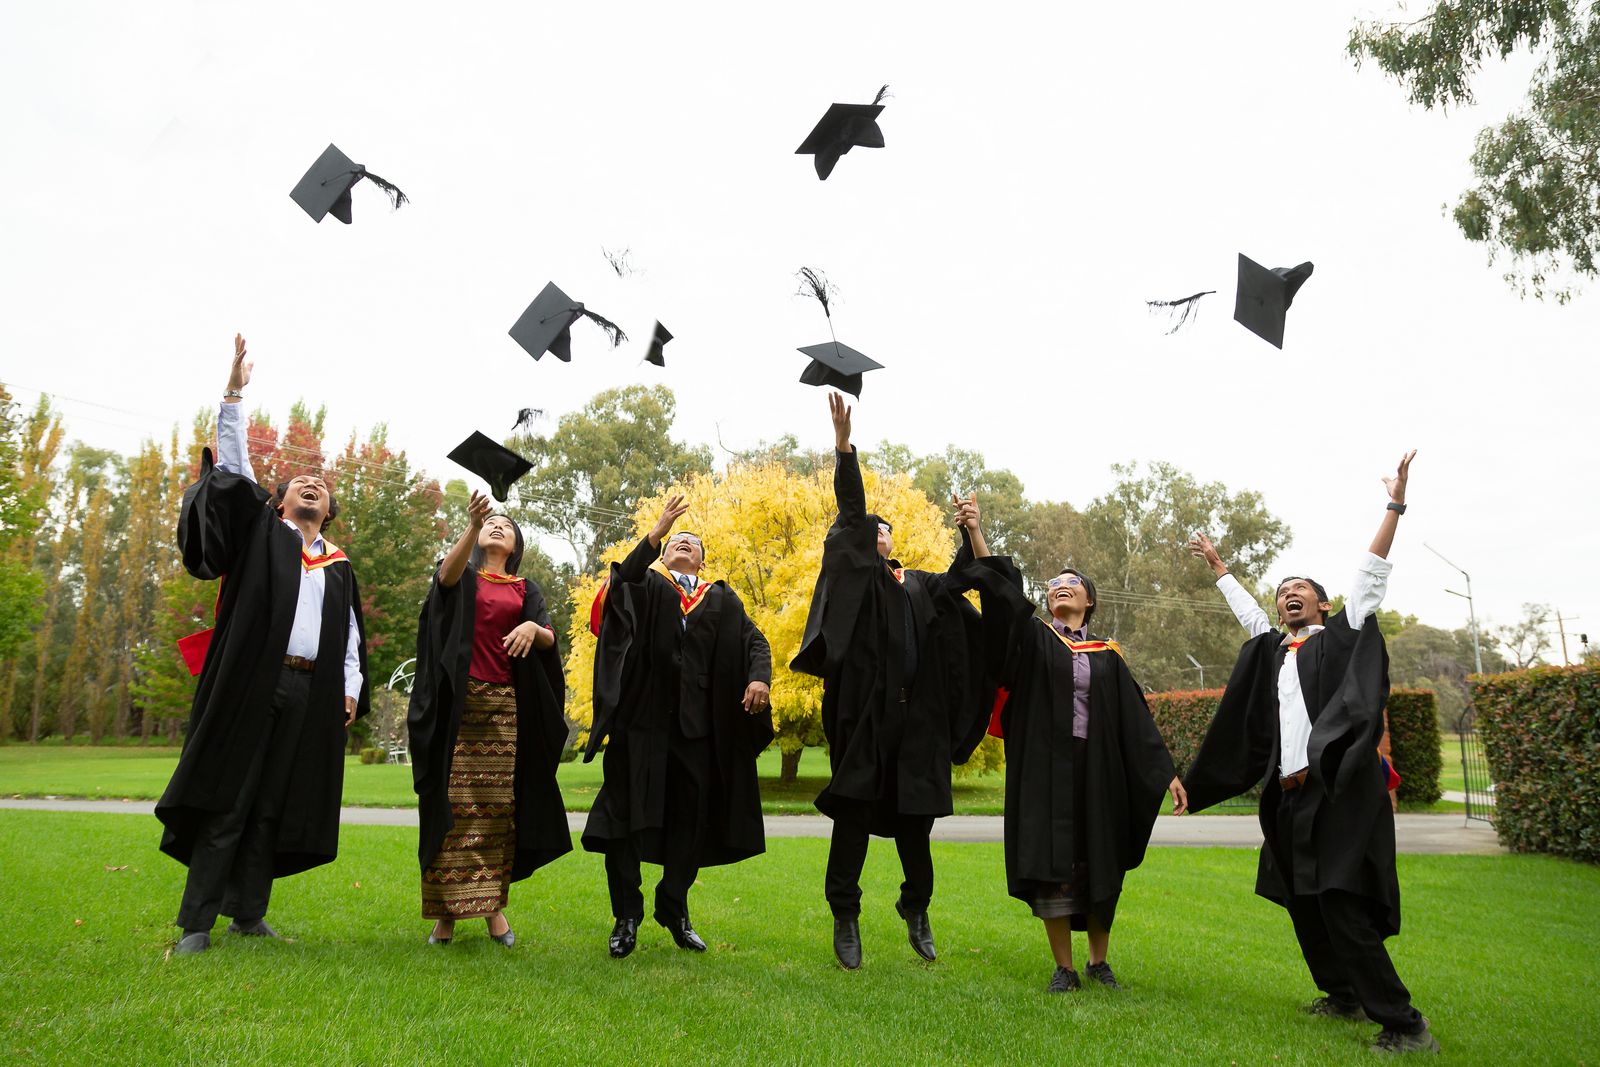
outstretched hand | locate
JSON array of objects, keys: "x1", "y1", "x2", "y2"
[
  {"x1": 466, "y1": 490, "x2": 492, "y2": 532},
  {"x1": 952, "y1": 492, "x2": 980, "y2": 532},
  {"x1": 226, "y1": 334, "x2": 253, "y2": 397},
  {"x1": 648, "y1": 494, "x2": 690, "y2": 545},
  {"x1": 1383, "y1": 450, "x2": 1417, "y2": 505},
  {"x1": 1187, "y1": 533, "x2": 1226, "y2": 577},
  {"x1": 829, "y1": 392, "x2": 852, "y2": 452}
]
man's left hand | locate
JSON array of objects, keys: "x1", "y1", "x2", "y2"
[
  {"x1": 742, "y1": 681, "x2": 771, "y2": 714},
  {"x1": 343, "y1": 696, "x2": 357, "y2": 726},
  {"x1": 1383, "y1": 450, "x2": 1417, "y2": 505}
]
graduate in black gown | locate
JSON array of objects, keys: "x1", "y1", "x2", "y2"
[
  {"x1": 582, "y1": 494, "x2": 774, "y2": 958},
  {"x1": 1183, "y1": 452, "x2": 1438, "y2": 1055},
  {"x1": 955, "y1": 496, "x2": 1186, "y2": 993},
  {"x1": 158, "y1": 336, "x2": 369, "y2": 956},
  {"x1": 790, "y1": 393, "x2": 990, "y2": 970},
  {"x1": 408, "y1": 491, "x2": 571, "y2": 948}
]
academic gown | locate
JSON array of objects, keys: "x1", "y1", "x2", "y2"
[
  {"x1": 407, "y1": 568, "x2": 573, "y2": 881},
  {"x1": 1182, "y1": 611, "x2": 1401, "y2": 935},
  {"x1": 581, "y1": 537, "x2": 774, "y2": 867},
  {"x1": 156, "y1": 447, "x2": 370, "y2": 877},
  {"x1": 967, "y1": 556, "x2": 1175, "y2": 930},
  {"x1": 789, "y1": 449, "x2": 991, "y2": 833}
]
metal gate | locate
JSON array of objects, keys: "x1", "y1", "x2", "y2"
[{"x1": 1458, "y1": 727, "x2": 1495, "y2": 825}]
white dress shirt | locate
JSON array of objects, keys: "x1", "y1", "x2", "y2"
[
  {"x1": 1216, "y1": 553, "x2": 1392, "y2": 776},
  {"x1": 217, "y1": 402, "x2": 363, "y2": 700}
]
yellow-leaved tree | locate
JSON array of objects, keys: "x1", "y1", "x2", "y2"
[{"x1": 563, "y1": 460, "x2": 1004, "y2": 781}]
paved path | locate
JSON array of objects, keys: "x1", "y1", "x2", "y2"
[{"x1": 0, "y1": 798, "x2": 1504, "y2": 854}]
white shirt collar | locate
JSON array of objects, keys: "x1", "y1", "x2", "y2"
[
  {"x1": 282, "y1": 517, "x2": 323, "y2": 553},
  {"x1": 668, "y1": 568, "x2": 698, "y2": 589}
]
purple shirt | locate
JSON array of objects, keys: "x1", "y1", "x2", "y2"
[{"x1": 1050, "y1": 620, "x2": 1092, "y2": 739}]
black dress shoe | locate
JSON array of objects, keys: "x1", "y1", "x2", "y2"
[
  {"x1": 894, "y1": 899, "x2": 936, "y2": 962},
  {"x1": 833, "y1": 917, "x2": 862, "y2": 970},
  {"x1": 227, "y1": 918, "x2": 279, "y2": 938},
  {"x1": 174, "y1": 931, "x2": 211, "y2": 956},
  {"x1": 1047, "y1": 965, "x2": 1080, "y2": 993},
  {"x1": 660, "y1": 918, "x2": 707, "y2": 952},
  {"x1": 608, "y1": 918, "x2": 639, "y2": 959},
  {"x1": 1085, "y1": 961, "x2": 1122, "y2": 990},
  {"x1": 1372, "y1": 1018, "x2": 1440, "y2": 1055}
]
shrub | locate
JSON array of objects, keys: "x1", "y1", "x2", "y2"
[
  {"x1": 359, "y1": 747, "x2": 385, "y2": 765},
  {"x1": 1473, "y1": 664, "x2": 1600, "y2": 863},
  {"x1": 1386, "y1": 688, "x2": 1442, "y2": 804},
  {"x1": 1146, "y1": 689, "x2": 1225, "y2": 776}
]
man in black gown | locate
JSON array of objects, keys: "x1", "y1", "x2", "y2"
[
  {"x1": 791, "y1": 393, "x2": 989, "y2": 970},
  {"x1": 158, "y1": 335, "x2": 369, "y2": 956},
  {"x1": 582, "y1": 494, "x2": 774, "y2": 957},
  {"x1": 1183, "y1": 452, "x2": 1438, "y2": 1055}
]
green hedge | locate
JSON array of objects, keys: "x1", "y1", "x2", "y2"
[
  {"x1": 1146, "y1": 689, "x2": 1224, "y2": 776},
  {"x1": 1473, "y1": 664, "x2": 1600, "y2": 863},
  {"x1": 1386, "y1": 688, "x2": 1442, "y2": 804}
]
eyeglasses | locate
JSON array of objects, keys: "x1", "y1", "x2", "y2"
[
  {"x1": 666, "y1": 533, "x2": 702, "y2": 549},
  {"x1": 877, "y1": 523, "x2": 892, "y2": 535},
  {"x1": 1047, "y1": 575, "x2": 1083, "y2": 589}
]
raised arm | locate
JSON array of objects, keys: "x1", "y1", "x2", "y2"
[
  {"x1": 1188, "y1": 533, "x2": 1273, "y2": 638},
  {"x1": 217, "y1": 333, "x2": 257, "y2": 482},
  {"x1": 1345, "y1": 450, "x2": 1414, "y2": 630},
  {"x1": 954, "y1": 493, "x2": 990, "y2": 558},
  {"x1": 829, "y1": 392, "x2": 867, "y2": 522},
  {"x1": 438, "y1": 490, "x2": 492, "y2": 588},
  {"x1": 615, "y1": 494, "x2": 691, "y2": 583}
]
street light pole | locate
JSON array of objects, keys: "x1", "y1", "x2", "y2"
[
  {"x1": 1185, "y1": 653, "x2": 1205, "y2": 689},
  {"x1": 1425, "y1": 542, "x2": 1484, "y2": 675}
]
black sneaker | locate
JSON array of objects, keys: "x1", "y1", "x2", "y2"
[
  {"x1": 1085, "y1": 961, "x2": 1121, "y2": 990},
  {"x1": 1372, "y1": 1019, "x2": 1440, "y2": 1055},
  {"x1": 1047, "y1": 965, "x2": 1080, "y2": 993},
  {"x1": 1305, "y1": 996, "x2": 1368, "y2": 1022}
]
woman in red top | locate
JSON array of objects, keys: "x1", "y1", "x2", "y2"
[{"x1": 409, "y1": 491, "x2": 572, "y2": 947}]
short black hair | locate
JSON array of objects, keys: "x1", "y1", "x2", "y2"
[
  {"x1": 467, "y1": 514, "x2": 526, "y2": 575},
  {"x1": 271, "y1": 474, "x2": 339, "y2": 533},
  {"x1": 1276, "y1": 575, "x2": 1329, "y2": 606},
  {"x1": 1057, "y1": 568, "x2": 1097, "y2": 630}
]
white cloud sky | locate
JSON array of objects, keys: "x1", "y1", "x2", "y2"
[{"x1": 2, "y1": 1, "x2": 1594, "y2": 659}]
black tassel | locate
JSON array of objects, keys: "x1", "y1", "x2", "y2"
[
  {"x1": 603, "y1": 247, "x2": 637, "y2": 277},
  {"x1": 357, "y1": 169, "x2": 409, "y2": 211},
  {"x1": 1146, "y1": 290, "x2": 1215, "y2": 334},
  {"x1": 578, "y1": 307, "x2": 628, "y2": 348},
  {"x1": 872, "y1": 84, "x2": 891, "y2": 106},
  {"x1": 510, "y1": 408, "x2": 545, "y2": 433},
  {"x1": 796, "y1": 266, "x2": 836, "y2": 320}
]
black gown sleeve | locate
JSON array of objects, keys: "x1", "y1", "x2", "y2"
[
  {"x1": 615, "y1": 536, "x2": 659, "y2": 585},
  {"x1": 743, "y1": 611, "x2": 772, "y2": 685},
  {"x1": 834, "y1": 447, "x2": 868, "y2": 524},
  {"x1": 177, "y1": 447, "x2": 272, "y2": 580}
]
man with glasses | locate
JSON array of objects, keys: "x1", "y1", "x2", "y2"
[
  {"x1": 582, "y1": 493, "x2": 774, "y2": 958},
  {"x1": 791, "y1": 393, "x2": 990, "y2": 970}
]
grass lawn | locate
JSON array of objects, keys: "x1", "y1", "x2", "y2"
[
  {"x1": 1, "y1": 810, "x2": 1595, "y2": 1064},
  {"x1": 0, "y1": 745, "x2": 1008, "y2": 815}
]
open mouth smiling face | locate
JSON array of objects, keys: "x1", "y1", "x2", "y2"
[
  {"x1": 665, "y1": 533, "x2": 703, "y2": 569},
  {"x1": 1276, "y1": 578, "x2": 1328, "y2": 626}
]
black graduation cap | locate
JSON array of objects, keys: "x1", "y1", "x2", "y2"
[
  {"x1": 644, "y1": 321, "x2": 672, "y2": 367},
  {"x1": 508, "y1": 281, "x2": 628, "y2": 362},
  {"x1": 1233, "y1": 255, "x2": 1315, "y2": 349},
  {"x1": 447, "y1": 432, "x2": 532, "y2": 502},
  {"x1": 289, "y1": 143, "x2": 408, "y2": 224},
  {"x1": 796, "y1": 85, "x2": 889, "y2": 180},
  {"x1": 797, "y1": 342, "x2": 883, "y2": 397}
]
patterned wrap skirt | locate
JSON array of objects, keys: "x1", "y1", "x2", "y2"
[{"x1": 421, "y1": 679, "x2": 518, "y2": 919}]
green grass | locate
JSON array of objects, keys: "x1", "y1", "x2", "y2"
[
  {"x1": 0, "y1": 745, "x2": 1008, "y2": 815},
  {"x1": 1, "y1": 810, "x2": 1595, "y2": 1064}
]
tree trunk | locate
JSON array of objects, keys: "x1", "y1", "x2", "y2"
[{"x1": 780, "y1": 747, "x2": 803, "y2": 784}]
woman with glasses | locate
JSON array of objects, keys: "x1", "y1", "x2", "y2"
[
  {"x1": 408, "y1": 490, "x2": 572, "y2": 947},
  {"x1": 956, "y1": 498, "x2": 1186, "y2": 994}
]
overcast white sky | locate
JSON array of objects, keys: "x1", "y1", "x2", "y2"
[{"x1": 3, "y1": 2, "x2": 1595, "y2": 658}]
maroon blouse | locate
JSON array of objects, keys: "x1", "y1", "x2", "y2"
[{"x1": 469, "y1": 573, "x2": 526, "y2": 684}]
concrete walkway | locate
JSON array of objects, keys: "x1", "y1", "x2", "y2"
[{"x1": 0, "y1": 798, "x2": 1505, "y2": 855}]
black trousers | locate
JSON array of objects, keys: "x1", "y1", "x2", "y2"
[
  {"x1": 1275, "y1": 787, "x2": 1424, "y2": 1033},
  {"x1": 825, "y1": 798, "x2": 935, "y2": 920},
  {"x1": 605, "y1": 731, "x2": 711, "y2": 925},
  {"x1": 176, "y1": 667, "x2": 311, "y2": 932}
]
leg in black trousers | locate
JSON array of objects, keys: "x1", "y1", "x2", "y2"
[
  {"x1": 893, "y1": 815, "x2": 935, "y2": 913},
  {"x1": 653, "y1": 733, "x2": 710, "y2": 926},
  {"x1": 1318, "y1": 890, "x2": 1424, "y2": 1034},
  {"x1": 605, "y1": 841, "x2": 647, "y2": 922},
  {"x1": 825, "y1": 802, "x2": 871, "y2": 919}
]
